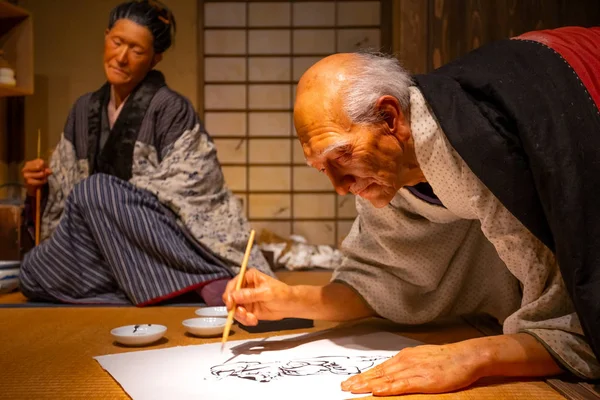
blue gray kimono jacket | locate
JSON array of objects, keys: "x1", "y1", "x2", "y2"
[{"x1": 20, "y1": 70, "x2": 273, "y2": 305}]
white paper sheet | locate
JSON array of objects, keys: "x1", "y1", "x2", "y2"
[{"x1": 94, "y1": 331, "x2": 423, "y2": 400}]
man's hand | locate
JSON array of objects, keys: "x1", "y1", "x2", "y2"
[
  {"x1": 22, "y1": 158, "x2": 52, "y2": 196},
  {"x1": 341, "y1": 333, "x2": 563, "y2": 396},
  {"x1": 341, "y1": 342, "x2": 483, "y2": 396},
  {"x1": 222, "y1": 269, "x2": 375, "y2": 325},
  {"x1": 223, "y1": 268, "x2": 296, "y2": 326}
]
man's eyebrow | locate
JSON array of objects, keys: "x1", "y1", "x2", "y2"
[
  {"x1": 305, "y1": 139, "x2": 351, "y2": 167},
  {"x1": 321, "y1": 140, "x2": 351, "y2": 156}
]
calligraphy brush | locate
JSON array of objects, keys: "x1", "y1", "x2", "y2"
[
  {"x1": 221, "y1": 229, "x2": 256, "y2": 352},
  {"x1": 35, "y1": 128, "x2": 41, "y2": 246}
]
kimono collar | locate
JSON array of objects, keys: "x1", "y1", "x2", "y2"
[{"x1": 87, "y1": 70, "x2": 166, "y2": 181}]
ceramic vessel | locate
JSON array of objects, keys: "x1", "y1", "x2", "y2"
[{"x1": 0, "y1": 50, "x2": 16, "y2": 86}]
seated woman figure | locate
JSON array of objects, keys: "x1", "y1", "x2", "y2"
[{"x1": 20, "y1": 0, "x2": 272, "y2": 306}]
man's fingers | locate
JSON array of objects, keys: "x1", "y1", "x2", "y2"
[
  {"x1": 223, "y1": 277, "x2": 239, "y2": 310},
  {"x1": 344, "y1": 364, "x2": 431, "y2": 395},
  {"x1": 233, "y1": 305, "x2": 258, "y2": 326},
  {"x1": 223, "y1": 293, "x2": 231, "y2": 310},
  {"x1": 223, "y1": 268, "x2": 269, "y2": 311},
  {"x1": 225, "y1": 276, "x2": 239, "y2": 293},
  {"x1": 344, "y1": 358, "x2": 394, "y2": 382},
  {"x1": 341, "y1": 367, "x2": 383, "y2": 390},
  {"x1": 231, "y1": 286, "x2": 271, "y2": 305},
  {"x1": 342, "y1": 357, "x2": 409, "y2": 390},
  {"x1": 243, "y1": 268, "x2": 264, "y2": 286},
  {"x1": 344, "y1": 365, "x2": 467, "y2": 396},
  {"x1": 233, "y1": 305, "x2": 248, "y2": 323},
  {"x1": 368, "y1": 376, "x2": 430, "y2": 396}
]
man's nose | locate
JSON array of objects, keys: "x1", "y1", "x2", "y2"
[{"x1": 328, "y1": 171, "x2": 354, "y2": 196}]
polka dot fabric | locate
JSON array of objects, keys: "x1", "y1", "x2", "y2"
[
  {"x1": 412, "y1": 86, "x2": 598, "y2": 378},
  {"x1": 334, "y1": 191, "x2": 521, "y2": 325},
  {"x1": 333, "y1": 87, "x2": 599, "y2": 379}
]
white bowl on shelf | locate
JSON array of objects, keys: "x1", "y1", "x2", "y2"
[{"x1": 0, "y1": 68, "x2": 16, "y2": 86}]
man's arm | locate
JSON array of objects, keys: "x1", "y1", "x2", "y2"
[
  {"x1": 478, "y1": 333, "x2": 563, "y2": 377},
  {"x1": 225, "y1": 268, "x2": 565, "y2": 396},
  {"x1": 223, "y1": 269, "x2": 374, "y2": 326},
  {"x1": 289, "y1": 282, "x2": 375, "y2": 321},
  {"x1": 341, "y1": 332, "x2": 563, "y2": 396}
]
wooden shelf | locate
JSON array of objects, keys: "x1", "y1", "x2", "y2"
[
  {"x1": 0, "y1": 0, "x2": 28, "y2": 18},
  {"x1": 0, "y1": 1, "x2": 33, "y2": 97},
  {"x1": 0, "y1": 83, "x2": 31, "y2": 97}
]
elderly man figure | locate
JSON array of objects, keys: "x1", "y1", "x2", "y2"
[{"x1": 223, "y1": 26, "x2": 600, "y2": 396}]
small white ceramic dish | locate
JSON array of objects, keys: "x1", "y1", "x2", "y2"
[
  {"x1": 0, "y1": 268, "x2": 20, "y2": 294},
  {"x1": 183, "y1": 317, "x2": 227, "y2": 337},
  {"x1": 0, "y1": 268, "x2": 19, "y2": 279},
  {"x1": 0, "y1": 278, "x2": 19, "y2": 294},
  {"x1": 110, "y1": 324, "x2": 167, "y2": 346},
  {"x1": 194, "y1": 306, "x2": 228, "y2": 318}
]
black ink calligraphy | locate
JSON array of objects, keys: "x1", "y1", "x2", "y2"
[{"x1": 210, "y1": 355, "x2": 390, "y2": 383}]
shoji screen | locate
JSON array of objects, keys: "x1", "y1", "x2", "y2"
[{"x1": 201, "y1": 0, "x2": 390, "y2": 246}]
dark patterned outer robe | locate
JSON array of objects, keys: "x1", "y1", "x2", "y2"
[
  {"x1": 414, "y1": 27, "x2": 600, "y2": 363},
  {"x1": 29, "y1": 70, "x2": 272, "y2": 303}
]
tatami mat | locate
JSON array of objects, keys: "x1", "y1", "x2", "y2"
[{"x1": 0, "y1": 310, "x2": 564, "y2": 400}]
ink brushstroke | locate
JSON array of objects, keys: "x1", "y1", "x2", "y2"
[{"x1": 210, "y1": 355, "x2": 391, "y2": 383}]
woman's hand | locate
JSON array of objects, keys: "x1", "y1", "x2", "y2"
[{"x1": 22, "y1": 159, "x2": 52, "y2": 196}]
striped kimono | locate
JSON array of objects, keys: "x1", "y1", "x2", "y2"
[{"x1": 20, "y1": 70, "x2": 272, "y2": 305}]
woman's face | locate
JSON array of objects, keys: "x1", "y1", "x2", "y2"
[{"x1": 103, "y1": 19, "x2": 161, "y2": 91}]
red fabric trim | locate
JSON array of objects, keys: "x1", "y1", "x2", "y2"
[
  {"x1": 43, "y1": 298, "x2": 127, "y2": 306},
  {"x1": 515, "y1": 27, "x2": 600, "y2": 112},
  {"x1": 35, "y1": 278, "x2": 224, "y2": 307},
  {"x1": 136, "y1": 279, "x2": 218, "y2": 307}
]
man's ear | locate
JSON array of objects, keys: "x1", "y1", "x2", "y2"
[{"x1": 375, "y1": 95, "x2": 406, "y2": 138}]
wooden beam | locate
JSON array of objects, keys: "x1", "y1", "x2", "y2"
[{"x1": 393, "y1": 0, "x2": 429, "y2": 74}]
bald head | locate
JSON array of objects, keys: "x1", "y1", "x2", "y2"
[
  {"x1": 296, "y1": 53, "x2": 360, "y2": 101},
  {"x1": 294, "y1": 53, "x2": 362, "y2": 144},
  {"x1": 296, "y1": 54, "x2": 359, "y2": 113}
]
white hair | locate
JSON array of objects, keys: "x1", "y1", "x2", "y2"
[{"x1": 342, "y1": 51, "x2": 413, "y2": 125}]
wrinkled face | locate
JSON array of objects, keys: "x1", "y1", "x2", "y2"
[
  {"x1": 103, "y1": 19, "x2": 158, "y2": 90},
  {"x1": 295, "y1": 106, "x2": 405, "y2": 208}
]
